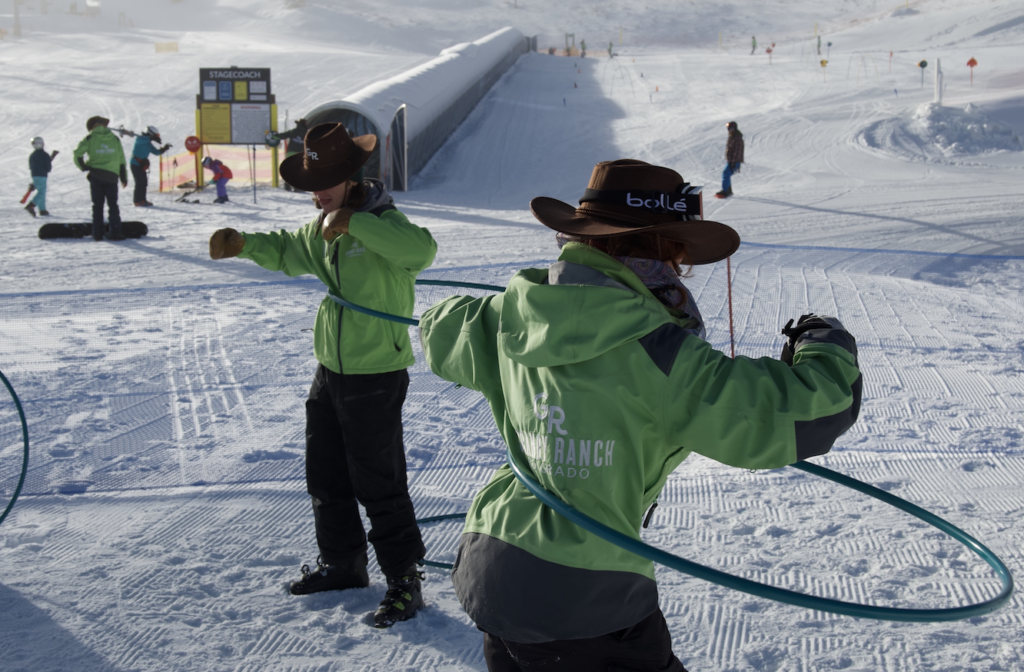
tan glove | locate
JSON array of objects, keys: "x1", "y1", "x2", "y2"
[
  {"x1": 322, "y1": 208, "x2": 354, "y2": 242},
  {"x1": 209, "y1": 228, "x2": 245, "y2": 259}
]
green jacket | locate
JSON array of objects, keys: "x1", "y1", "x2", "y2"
[
  {"x1": 419, "y1": 242, "x2": 861, "y2": 642},
  {"x1": 73, "y1": 126, "x2": 127, "y2": 183},
  {"x1": 239, "y1": 205, "x2": 436, "y2": 374}
]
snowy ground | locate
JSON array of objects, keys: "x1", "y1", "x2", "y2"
[{"x1": 2, "y1": 1, "x2": 1024, "y2": 670}]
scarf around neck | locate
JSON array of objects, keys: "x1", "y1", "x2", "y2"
[{"x1": 555, "y1": 234, "x2": 706, "y2": 340}]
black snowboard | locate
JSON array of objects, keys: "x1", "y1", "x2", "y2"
[{"x1": 38, "y1": 222, "x2": 148, "y2": 240}]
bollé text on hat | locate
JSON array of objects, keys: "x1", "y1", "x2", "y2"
[{"x1": 626, "y1": 192, "x2": 687, "y2": 212}]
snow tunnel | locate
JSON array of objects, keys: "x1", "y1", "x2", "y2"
[{"x1": 303, "y1": 27, "x2": 533, "y2": 191}]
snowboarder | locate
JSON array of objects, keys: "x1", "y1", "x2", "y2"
[
  {"x1": 26, "y1": 136, "x2": 56, "y2": 217},
  {"x1": 73, "y1": 116, "x2": 128, "y2": 241},
  {"x1": 751, "y1": 35, "x2": 757, "y2": 55},
  {"x1": 716, "y1": 120, "x2": 744, "y2": 198},
  {"x1": 131, "y1": 126, "x2": 171, "y2": 206},
  {"x1": 418, "y1": 158, "x2": 862, "y2": 671},
  {"x1": 207, "y1": 122, "x2": 436, "y2": 629},
  {"x1": 201, "y1": 156, "x2": 232, "y2": 203},
  {"x1": 276, "y1": 118, "x2": 310, "y2": 191}
]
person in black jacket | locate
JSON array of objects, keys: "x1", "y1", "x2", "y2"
[
  {"x1": 26, "y1": 136, "x2": 56, "y2": 217},
  {"x1": 277, "y1": 118, "x2": 309, "y2": 191}
]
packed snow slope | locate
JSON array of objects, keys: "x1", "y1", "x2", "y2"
[{"x1": 2, "y1": 1, "x2": 1024, "y2": 671}]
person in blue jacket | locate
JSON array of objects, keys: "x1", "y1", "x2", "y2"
[
  {"x1": 131, "y1": 126, "x2": 171, "y2": 206},
  {"x1": 26, "y1": 136, "x2": 55, "y2": 217}
]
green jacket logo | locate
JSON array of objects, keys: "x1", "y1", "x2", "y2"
[
  {"x1": 533, "y1": 392, "x2": 567, "y2": 435},
  {"x1": 522, "y1": 393, "x2": 613, "y2": 480}
]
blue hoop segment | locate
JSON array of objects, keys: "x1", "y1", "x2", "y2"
[
  {"x1": 0, "y1": 369, "x2": 30, "y2": 528},
  {"x1": 352, "y1": 280, "x2": 1013, "y2": 620}
]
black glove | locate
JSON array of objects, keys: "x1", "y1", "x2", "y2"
[
  {"x1": 780, "y1": 314, "x2": 845, "y2": 365},
  {"x1": 76, "y1": 157, "x2": 88, "y2": 171}
]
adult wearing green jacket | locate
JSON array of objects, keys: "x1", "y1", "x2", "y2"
[
  {"x1": 208, "y1": 123, "x2": 436, "y2": 628},
  {"x1": 419, "y1": 159, "x2": 862, "y2": 671},
  {"x1": 73, "y1": 116, "x2": 128, "y2": 241}
]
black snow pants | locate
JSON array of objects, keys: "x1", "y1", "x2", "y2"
[
  {"x1": 483, "y1": 608, "x2": 688, "y2": 672},
  {"x1": 304, "y1": 364, "x2": 425, "y2": 577},
  {"x1": 89, "y1": 175, "x2": 121, "y2": 239},
  {"x1": 131, "y1": 163, "x2": 148, "y2": 204}
]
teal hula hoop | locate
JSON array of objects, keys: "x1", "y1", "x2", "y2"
[
  {"x1": 0, "y1": 369, "x2": 30, "y2": 527},
  {"x1": 350, "y1": 281, "x2": 1014, "y2": 620}
]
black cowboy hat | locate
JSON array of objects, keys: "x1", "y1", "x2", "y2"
[
  {"x1": 279, "y1": 122, "x2": 376, "y2": 191},
  {"x1": 530, "y1": 159, "x2": 740, "y2": 265}
]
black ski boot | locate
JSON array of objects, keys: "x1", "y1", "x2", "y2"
[
  {"x1": 25, "y1": 203, "x2": 37, "y2": 217},
  {"x1": 289, "y1": 554, "x2": 369, "y2": 595},
  {"x1": 714, "y1": 187, "x2": 733, "y2": 199},
  {"x1": 39, "y1": 209, "x2": 50, "y2": 216},
  {"x1": 373, "y1": 565, "x2": 424, "y2": 628}
]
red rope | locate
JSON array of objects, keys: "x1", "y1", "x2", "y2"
[{"x1": 727, "y1": 255, "x2": 735, "y2": 358}]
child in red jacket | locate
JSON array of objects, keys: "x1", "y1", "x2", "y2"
[{"x1": 202, "y1": 156, "x2": 233, "y2": 203}]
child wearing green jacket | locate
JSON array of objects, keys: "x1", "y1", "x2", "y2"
[
  {"x1": 419, "y1": 159, "x2": 862, "y2": 671},
  {"x1": 208, "y1": 123, "x2": 437, "y2": 629}
]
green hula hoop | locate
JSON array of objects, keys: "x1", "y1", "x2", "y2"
[
  {"x1": 351, "y1": 282, "x2": 1014, "y2": 620},
  {"x1": 0, "y1": 369, "x2": 30, "y2": 528}
]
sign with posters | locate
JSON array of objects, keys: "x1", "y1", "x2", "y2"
[
  {"x1": 199, "y1": 67, "x2": 272, "y2": 102},
  {"x1": 196, "y1": 67, "x2": 277, "y2": 145}
]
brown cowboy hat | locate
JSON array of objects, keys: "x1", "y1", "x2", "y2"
[
  {"x1": 530, "y1": 159, "x2": 740, "y2": 265},
  {"x1": 86, "y1": 116, "x2": 110, "y2": 131},
  {"x1": 279, "y1": 122, "x2": 376, "y2": 191}
]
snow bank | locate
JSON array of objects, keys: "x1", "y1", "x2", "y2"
[
  {"x1": 858, "y1": 101, "x2": 1023, "y2": 163},
  {"x1": 912, "y1": 102, "x2": 1023, "y2": 155}
]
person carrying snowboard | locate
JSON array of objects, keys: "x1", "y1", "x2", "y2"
[
  {"x1": 26, "y1": 136, "x2": 56, "y2": 217},
  {"x1": 131, "y1": 126, "x2": 171, "y2": 206},
  {"x1": 201, "y1": 156, "x2": 233, "y2": 203},
  {"x1": 207, "y1": 122, "x2": 436, "y2": 629},
  {"x1": 418, "y1": 159, "x2": 861, "y2": 671},
  {"x1": 716, "y1": 120, "x2": 744, "y2": 199},
  {"x1": 73, "y1": 116, "x2": 128, "y2": 241}
]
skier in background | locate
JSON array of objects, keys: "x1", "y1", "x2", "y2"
[
  {"x1": 276, "y1": 118, "x2": 309, "y2": 191},
  {"x1": 608, "y1": 41, "x2": 613, "y2": 58},
  {"x1": 131, "y1": 126, "x2": 171, "y2": 207},
  {"x1": 74, "y1": 116, "x2": 128, "y2": 241},
  {"x1": 26, "y1": 136, "x2": 56, "y2": 217},
  {"x1": 201, "y1": 156, "x2": 233, "y2": 203},
  {"x1": 716, "y1": 120, "x2": 744, "y2": 199},
  {"x1": 206, "y1": 122, "x2": 435, "y2": 629},
  {"x1": 579, "y1": 38, "x2": 586, "y2": 57},
  {"x1": 751, "y1": 35, "x2": 757, "y2": 54},
  {"x1": 418, "y1": 158, "x2": 861, "y2": 671}
]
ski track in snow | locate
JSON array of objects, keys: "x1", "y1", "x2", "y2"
[{"x1": 3, "y1": 0, "x2": 1024, "y2": 670}]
